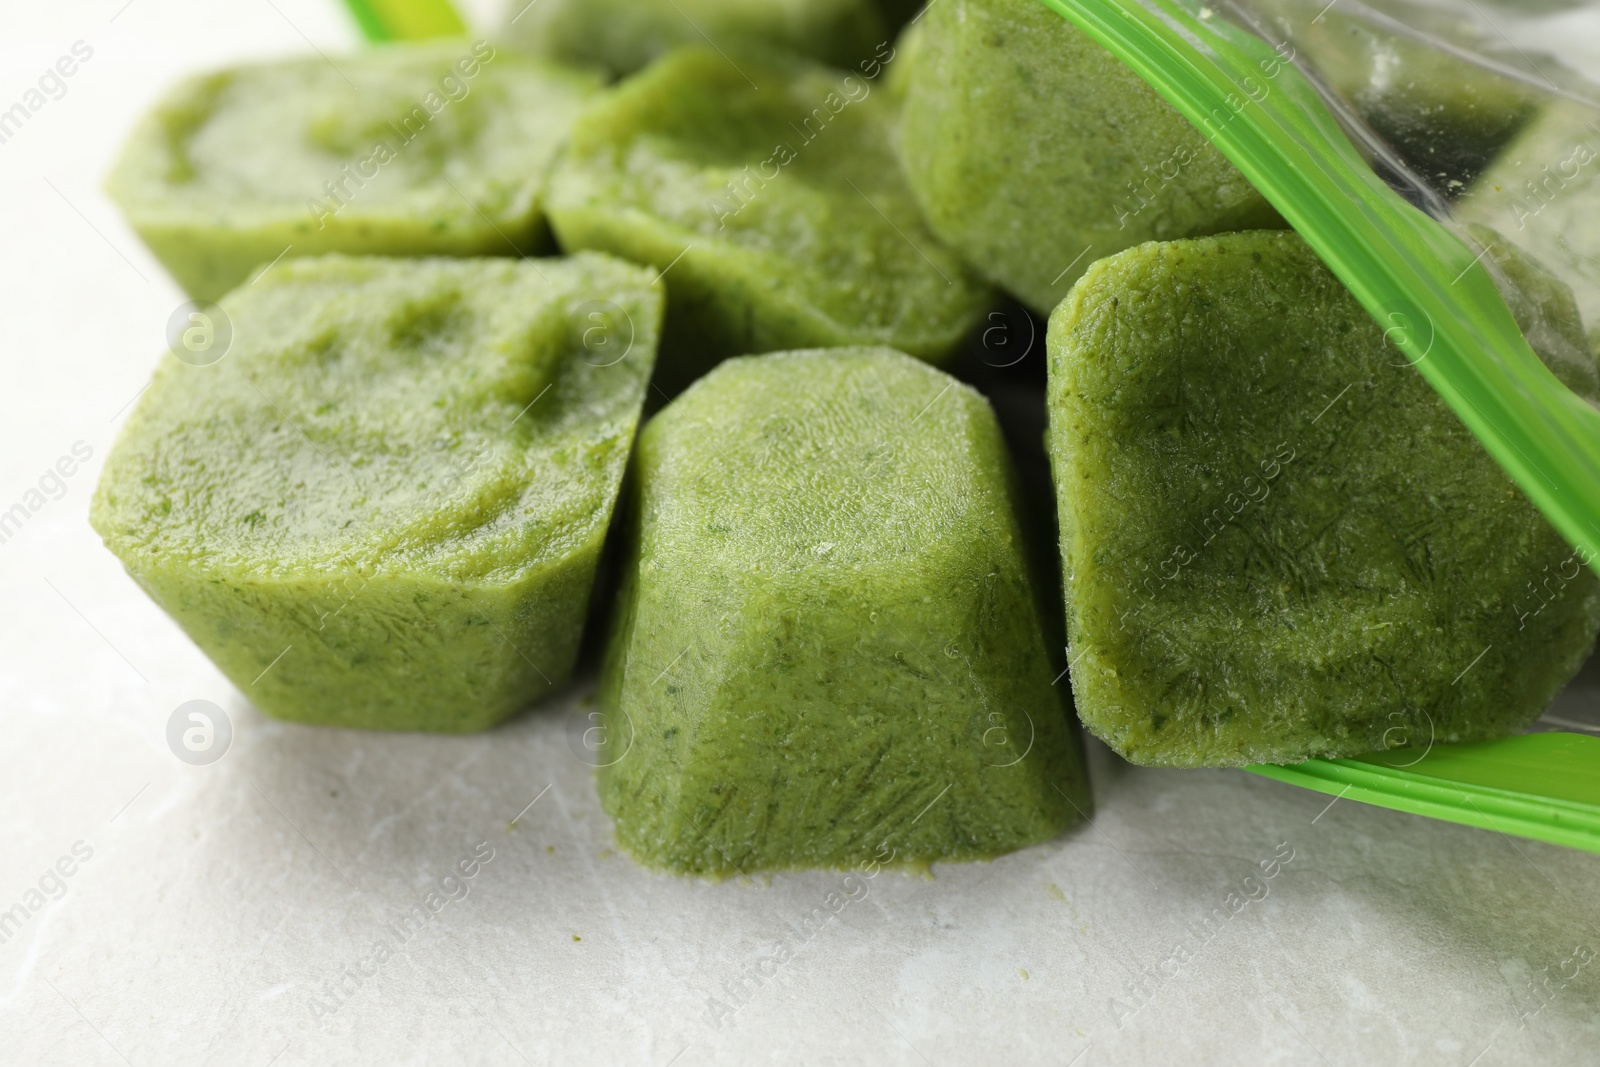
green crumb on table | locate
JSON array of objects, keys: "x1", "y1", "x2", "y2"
[
  {"x1": 105, "y1": 41, "x2": 602, "y2": 301},
  {"x1": 91, "y1": 253, "x2": 663, "y2": 732},
  {"x1": 500, "y1": 0, "x2": 886, "y2": 76},
  {"x1": 598, "y1": 347, "x2": 1087, "y2": 876},
  {"x1": 546, "y1": 46, "x2": 994, "y2": 393},
  {"x1": 1047, "y1": 230, "x2": 1600, "y2": 767},
  {"x1": 897, "y1": 0, "x2": 1282, "y2": 314}
]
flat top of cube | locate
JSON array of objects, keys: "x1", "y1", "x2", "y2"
[
  {"x1": 639, "y1": 347, "x2": 1015, "y2": 574},
  {"x1": 107, "y1": 42, "x2": 601, "y2": 228},
  {"x1": 549, "y1": 46, "x2": 991, "y2": 352},
  {"x1": 92, "y1": 254, "x2": 661, "y2": 582}
]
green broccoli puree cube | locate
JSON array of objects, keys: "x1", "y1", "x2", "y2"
[
  {"x1": 897, "y1": 0, "x2": 1282, "y2": 314},
  {"x1": 546, "y1": 46, "x2": 994, "y2": 391},
  {"x1": 1047, "y1": 230, "x2": 1600, "y2": 766},
  {"x1": 91, "y1": 254, "x2": 662, "y2": 732},
  {"x1": 1256, "y1": 0, "x2": 1542, "y2": 194},
  {"x1": 597, "y1": 347, "x2": 1088, "y2": 875},
  {"x1": 500, "y1": 0, "x2": 886, "y2": 76},
  {"x1": 1462, "y1": 99, "x2": 1600, "y2": 328},
  {"x1": 1460, "y1": 223, "x2": 1598, "y2": 396},
  {"x1": 106, "y1": 41, "x2": 602, "y2": 301}
]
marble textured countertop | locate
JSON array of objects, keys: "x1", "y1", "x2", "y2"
[{"x1": 2, "y1": 2, "x2": 1598, "y2": 1063}]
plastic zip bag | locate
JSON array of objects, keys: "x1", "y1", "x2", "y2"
[
  {"x1": 1034, "y1": 0, "x2": 1600, "y2": 847},
  {"x1": 1038, "y1": 0, "x2": 1600, "y2": 568}
]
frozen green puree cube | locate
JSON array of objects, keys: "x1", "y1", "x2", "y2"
[
  {"x1": 1462, "y1": 100, "x2": 1600, "y2": 327},
  {"x1": 598, "y1": 348, "x2": 1087, "y2": 875},
  {"x1": 91, "y1": 254, "x2": 663, "y2": 732},
  {"x1": 897, "y1": 0, "x2": 1282, "y2": 314},
  {"x1": 106, "y1": 42, "x2": 602, "y2": 301},
  {"x1": 1255, "y1": 0, "x2": 1542, "y2": 193},
  {"x1": 501, "y1": 0, "x2": 886, "y2": 76},
  {"x1": 1048, "y1": 231, "x2": 1600, "y2": 766},
  {"x1": 547, "y1": 47, "x2": 993, "y2": 391}
]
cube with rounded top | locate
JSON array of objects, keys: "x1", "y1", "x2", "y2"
[
  {"x1": 897, "y1": 0, "x2": 1282, "y2": 314},
  {"x1": 547, "y1": 46, "x2": 994, "y2": 391},
  {"x1": 599, "y1": 347, "x2": 1087, "y2": 875},
  {"x1": 91, "y1": 253, "x2": 662, "y2": 732},
  {"x1": 1048, "y1": 230, "x2": 1600, "y2": 766},
  {"x1": 106, "y1": 41, "x2": 602, "y2": 301}
]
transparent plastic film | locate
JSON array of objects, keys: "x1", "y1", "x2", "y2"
[{"x1": 1258, "y1": 0, "x2": 1600, "y2": 417}]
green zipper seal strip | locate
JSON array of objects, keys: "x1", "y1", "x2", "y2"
[
  {"x1": 1248, "y1": 733, "x2": 1600, "y2": 853},
  {"x1": 1036, "y1": 0, "x2": 1600, "y2": 570},
  {"x1": 341, "y1": 0, "x2": 465, "y2": 41},
  {"x1": 1036, "y1": 0, "x2": 1600, "y2": 853}
]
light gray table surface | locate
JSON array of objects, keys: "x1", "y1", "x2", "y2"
[{"x1": 3, "y1": 2, "x2": 1598, "y2": 1064}]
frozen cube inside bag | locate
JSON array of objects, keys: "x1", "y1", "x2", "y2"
[{"x1": 1048, "y1": 230, "x2": 1600, "y2": 766}]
